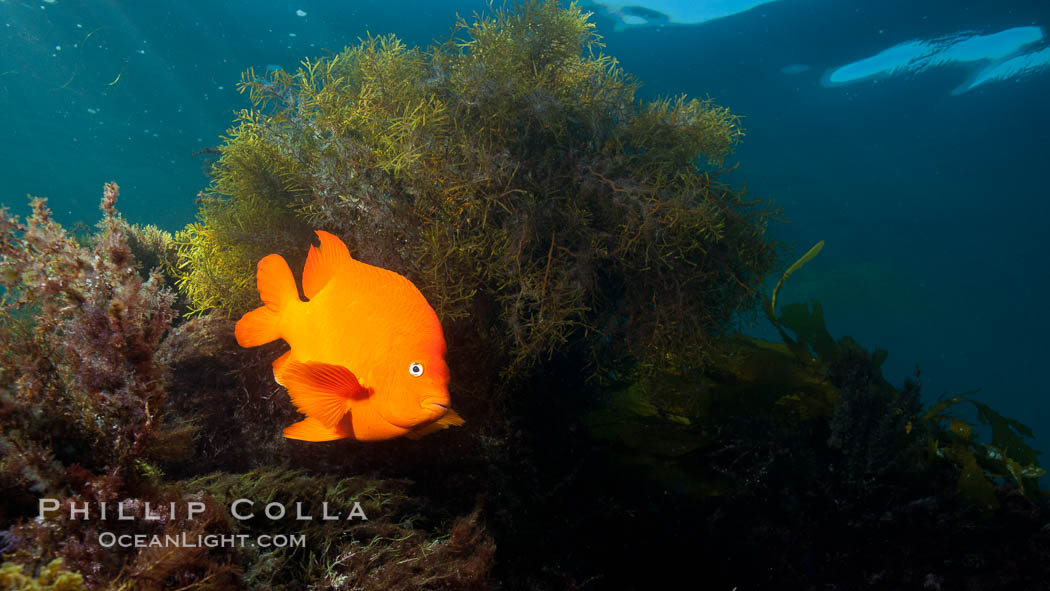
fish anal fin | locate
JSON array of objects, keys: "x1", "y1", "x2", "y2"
[
  {"x1": 281, "y1": 361, "x2": 368, "y2": 428},
  {"x1": 235, "y1": 306, "x2": 280, "y2": 347},
  {"x1": 272, "y1": 351, "x2": 292, "y2": 386},
  {"x1": 406, "y1": 408, "x2": 465, "y2": 440},
  {"x1": 302, "y1": 231, "x2": 351, "y2": 299},
  {"x1": 283, "y1": 416, "x2": 348, "y2": 442}
]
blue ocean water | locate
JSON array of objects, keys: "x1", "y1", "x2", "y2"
[
  {"x1": 2, "y1": 0, "x2": 1047, "y2": 461},
  {"x1": 596, "y1": 0, "x2": 1050, "y2": 473}
]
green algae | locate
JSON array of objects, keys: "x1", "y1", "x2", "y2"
[
  {"x1": 922, "y1": 392, "x2": 1045, "y2": 507},
  {"x1": 177, "y1": 468, "x2": 492, "y2": 590},
  {"x1": 2, "y1": 2, "x2": 1045, "y2": 588},
  {"x1": 582, "y1": 238, "x2": 1045, "y2": 509},
  {"x1": 0, "y1": 560, "x2": 85, "y2": 591},
  {"x1": 769, "y1": 238, "x2": 823, "y2": 317},
  {"x1": 173, "y1": 0, "x2": 776, "y2": 382}
]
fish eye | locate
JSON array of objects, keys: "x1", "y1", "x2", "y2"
[{"x1": 408, "y1": 362, "x2": 424, "y2": 377}]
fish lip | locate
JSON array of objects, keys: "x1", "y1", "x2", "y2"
[{"x1": 426, "y1": 402, "x2": 449, "y2": 413}]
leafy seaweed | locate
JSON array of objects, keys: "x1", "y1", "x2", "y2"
[{"x1": 173, "y1": 0, "x2": 777, "y2": 383}]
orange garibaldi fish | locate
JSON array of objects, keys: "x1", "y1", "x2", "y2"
[{"x1": 235, "y1": 230, "x2": 464, "y2": 442}]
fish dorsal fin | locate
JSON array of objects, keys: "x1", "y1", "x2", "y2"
[
  {"x1": 305, "y1": 230, "x2": 441, "y2": 335},
  {"x1": 280, "y1": 361, "x2": 369, "y2": 428},
  {"x1": 303, "y1": 230, "x2": 352, "y2": 300}
]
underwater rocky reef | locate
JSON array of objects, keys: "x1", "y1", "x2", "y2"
[{"x1": 1, "y1": 2, "x2": 1047, "y2": 589}]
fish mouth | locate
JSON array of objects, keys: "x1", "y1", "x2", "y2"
[{"x1": 427, "y1": 402, "x2": 449, "y2": 412}]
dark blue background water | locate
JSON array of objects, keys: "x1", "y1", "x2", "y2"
[{"x1": 2, "y1": 1, "x2": 1047, "y2": 463}]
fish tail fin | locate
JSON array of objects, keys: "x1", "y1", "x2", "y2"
[
  {"x1": 234, "y1": 254, "x2": 299, "y2": 348},
  {"x1": 256, "y1": 254, "x2": 299, "y2": 310},
  {"x1": 235, "y1": 307, "x2": 280, "y2": 347},
  {"x1": 283, "y1": 416, "x2": 349, "y2": 442},
  {"x1": 405, "y1": 408, "x2": 465, "y2": 440}
]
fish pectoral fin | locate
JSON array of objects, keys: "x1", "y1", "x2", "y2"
[
  {"x1": 283, "y1": 416, "x2": 348, "y2": 442},
  {"x1": 405, "y1": 408, "x2": 466, "y2": 440},
  {"x1": 281, "y1": 361, "x2": 368, "y2": 428}
]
